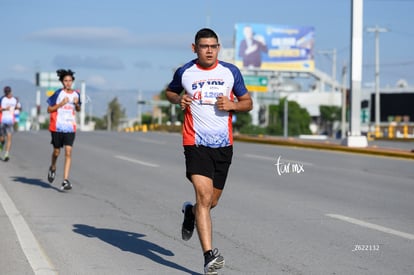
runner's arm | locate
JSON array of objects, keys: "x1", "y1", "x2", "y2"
[
  {"x1": 166, "y1": 90, "x2": 192, "y2": 110},
  {"x1": 216, "y1": 92, "x2": 253, "y2": 112}
]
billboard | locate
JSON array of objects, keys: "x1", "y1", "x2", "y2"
[
  {"x1": 370, "y1": 93, "x2": 414, "y2": 122},
  {"x1": 234, "y1": 23, "x2": 315, "y2": 72}
]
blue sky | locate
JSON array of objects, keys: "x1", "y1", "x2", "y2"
[{"x1": 1, "y1": 0, "x2": 414, "y2": 117}]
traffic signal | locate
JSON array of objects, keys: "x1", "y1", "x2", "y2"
[
  {"x1": 35, "y1": 72, "x2": 40, "y2": 87},
  {"x1": 361, "y1": 100, "x2": 368, "y2": 109}
]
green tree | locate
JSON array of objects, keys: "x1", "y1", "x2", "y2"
[
  {"x1": 266, "y1": 104, "x2": 283, "y2": 135},
  {"x1": 319, "y1": 105, "x2": 341, "y2": 136},
  {"x1": 266, "y1": 98, "x2": 311, "y2": 136},
  {"x1": 105, "y1": 97, "x2": 126, "y2": 130},
  {"x1": 159, "y1": 88, "x2": 183, "y2": 123},
  {"x1": 89, "y1": 116, "x2": 106, "y2": 130},
  {"x1": 233, "y1": 112, "x2": 252, "y2": 133},
  {"x1": 141, "y1": 113, "x2": 153, "y2": 125}
]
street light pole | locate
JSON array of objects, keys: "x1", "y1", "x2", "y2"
[
  {"x1": 366, "y1": 25, "x2": 388, "y2": 137},
  {"x1": 332, "y1": 48, "x2": 337, "y2": 92},
  {"x1": 283, "y1": 94, "x2": 295, "y2": 138},
  {"x1": 137, "y1": 90, "x2": 142, "y2": 125},
  {"x1": 284, "y1": 98, "x2": 288, "y2": 138},
  {"x1": 342, "y1": 0, "x2": 368, "y2": 147},
  {"x1": 80, "y1": 81, "x2": 86, "y2": 131},
  {"x1": 318, "y1": 49, "x2": 337, "y2": 92},
  {"x1": 341, "y1": 63, "x2": 347, "y2": 138}
]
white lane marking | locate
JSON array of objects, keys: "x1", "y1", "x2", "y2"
[
  {"x1": 0, "y1": 183, "x2": 57, "y2": 275},
  {"x1": 326, "y1": 213, "x2": 414, "y2": 240},
  {"x1": 115, "y1": 155, "x2": 159, "y2": 167},
  {"x1": 244, "y1": 153, "x2": 314, "y2": 166}
]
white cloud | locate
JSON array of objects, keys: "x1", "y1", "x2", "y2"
[
  {"x1": 26, "y1": 27, "x2": 190, "y2": 49},
  {"x1": 11, "y1": 64, "x2": 30, "y2": 73},
  {"x1": 27, "y1": 27, "x2": 135, "y2": 47},
  {"x1": 134, "y1": 60, "x2": 152, "y2": 70},
  {"x1": 86, "y1": 75, "x2": 108, "y2": 88},
  {"x1": 53, "y1": 55, "x2": 124, "y2": 70}
]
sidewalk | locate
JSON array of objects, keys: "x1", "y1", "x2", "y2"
[{"x1": 234, "y1": 134, "x2": 414, "y2": 160}]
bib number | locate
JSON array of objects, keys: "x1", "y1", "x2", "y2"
[{"x1": 200, "y1": 84, "x2": 229, "y2": 105}]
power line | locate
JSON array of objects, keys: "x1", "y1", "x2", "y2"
[
  {"x1": 389, "y1": 30, "x2": 414, "y2": 37},
  {"x1": 364, "y1": 60, "x2": 414, "y2": 67},
  {"x1": 367, "y1": 0, "x2": 414, "y2": 2}
]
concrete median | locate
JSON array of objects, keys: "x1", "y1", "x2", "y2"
[{"x1": 234, "y1": 134, "x2": 414, "y2": 160}]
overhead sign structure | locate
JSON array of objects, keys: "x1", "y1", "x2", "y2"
[
  {"x1": 234, "y1": 23, "x2": 315, "y2": 72},
  {"x1": 39, "y1": 72, "x2": 60, "y2": 88},
  {"x1": 138, "y1": 100, "x2": 171, "y2": 107},
  {"x1": 243, "y1": 75, "x2": 268, "y2": 92},
  {"x1": 38, "y1": 72, "x2": 63, "y2": 97}
]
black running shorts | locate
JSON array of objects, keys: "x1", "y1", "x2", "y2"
[
  {"x1": 184, "y1": 145, "x2": 233, "y2": 190},
  {"x1": 0, "y1": 124, "x2": 13, "y2": 135},
  {"x1": 50, "y1": 132, "x2": 76, "y2": 148}
]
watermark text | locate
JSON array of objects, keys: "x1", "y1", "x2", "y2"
[{"x1": 274, "y1": 156, "x2": 305, "y2": 175}]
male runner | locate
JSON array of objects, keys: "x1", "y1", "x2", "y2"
[{"x1": 166, "y1": 28, "x2": 253, "y2": 274}]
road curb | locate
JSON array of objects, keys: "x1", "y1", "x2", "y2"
[{"x1": 234, "y1": 135, "x2": 414, "y2": 160}]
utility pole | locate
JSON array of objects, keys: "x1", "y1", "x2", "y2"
[
  {"x1": 80, "y1": 81, "x2": 86, "y2": 131},
  {"x1": 342, "y1": 0, "x2": 367, "y2": 147},
  {"x1": 283, "y1": 94, "x2": 294, "y2": 138},
  {"x1": 341, "y1": 63, "x2": 347, "y2": 138},
  {"x1": 283, "y1": 98, "x2": 288, "y2": 138},
  {"x1": 107, "y1": 106, "x2": 111, "y2": 131},
  {"x1": 366, "y1": 25, "x2": 388, "y2": 138},
  {"x1": 318, "y1": 49, "x2": 337, "y2": 92},
  {"x1": 34, "y1": 72, "x2": 41, "y2": 131},
  {"x1": 137, "y1": 90, "x2": 143, "y2": 125},
  {"x1": 332, "y1": 48, "x2": 337, "y2": 92}
]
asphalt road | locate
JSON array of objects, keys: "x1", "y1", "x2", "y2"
[{"x1": 1, "y1": 131, "x2": 413, "y2": 275}]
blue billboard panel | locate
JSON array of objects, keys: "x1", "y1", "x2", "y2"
[{"x1": 235, "y1": 23, "x2": 315, "y2": 72}]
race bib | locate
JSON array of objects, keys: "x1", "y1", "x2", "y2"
[
  {"x1": 61, "y1": 108, "x2": 75, "y2": 123},
  {"x1": 200, "y1": 83, "x2": 229, "y2": 105}
]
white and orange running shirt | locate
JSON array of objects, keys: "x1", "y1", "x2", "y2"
[
  {"x1": 0, "y1": 96, "x2": 19, "y2": 125},
  {"x1": 47, "y1": 89, "x2": 81, "y2": 133},
  {"x1": 168, "y1": 59, "x2": 248, "y2": 148}
]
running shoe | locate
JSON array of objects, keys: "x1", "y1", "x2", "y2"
[
  {"x1": 3, "y1": 152, "x2": 9, "y2": 162},
  {"x1": 204, "y1": 248, "x2": 225, "y2": 275},
  {"x1": 181, "y1": 201, "x2": 195, "y2": 241},
  {"x1": 48, "y1": 166, "x2": 56, "y2": 183},
  {"x1": 61, "y1": 179, "x2": 72, "y2": 191}
]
